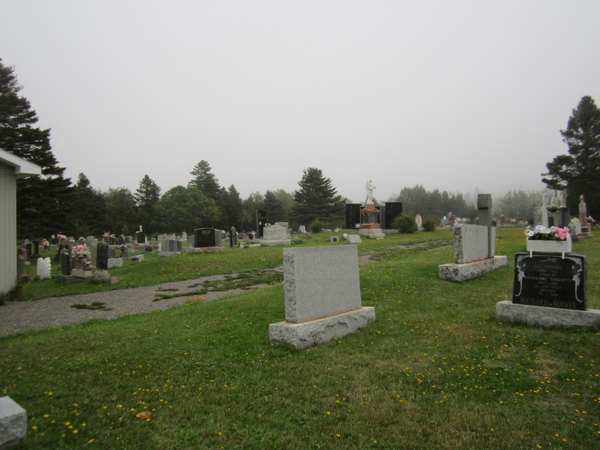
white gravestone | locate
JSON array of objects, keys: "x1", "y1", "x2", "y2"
[
  {"x1": 36, "y1": 257, "x2": 51, "y2": 280},
  {"x1": 261, "y1": 222, "x2": 291, "y2": 246}
]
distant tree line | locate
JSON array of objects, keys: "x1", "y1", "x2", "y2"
[{"x1": 4, "y1": 59, "x2": 563, "y2": 239}]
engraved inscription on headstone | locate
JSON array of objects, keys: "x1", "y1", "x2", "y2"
[{"x1": 512, "y1": 253, "x2": 587, "y2": 311}]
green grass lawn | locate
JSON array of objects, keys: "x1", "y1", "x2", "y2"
[{"x1": 2, "y1": 228, "x2": 599, "y2": 449}]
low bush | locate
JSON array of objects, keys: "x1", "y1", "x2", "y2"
[
  {"x1": 392, "y1": 214, "x2": 418, "y2": 234},
  {"x1": 310, "y1": 219, "x2": 325, "y2": 234},
  {"x1": 422, "y1": 217, "x2": 437, "y2": 232}
]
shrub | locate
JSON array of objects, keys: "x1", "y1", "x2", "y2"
[
  {"x1": 393, "y1": 214, "x2": 418, "y2": 234},
  {"x1": 310, "y1": 219, "x2": 325, "y2": 234},
  {"x1": 422, "y1": 217, "x2": 437, "y2": 232}
]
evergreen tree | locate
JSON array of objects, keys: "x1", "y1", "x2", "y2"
[
  {"x1": 241, "y1": 191, "x2": 265, "y2": 231},
  {"x1": 264, "y1": 190, "x2": 285, "y2": 223},
  {"x1": 104, "y1": 188, "x2": 137, "y2": 236},
  {"x1": 219, "y1": 184, "x2": 243, "y2": 230},
  {"x1": 134, "y1": 174, "x2": 161, "y2": 234},
  {"x1": 188, "y1": 160, "x2": 220, "y2": 201},
  {"x1": 291, "y1": 168, "x2": 345, "y2": 227},
  {"x1": 498, "y1": 190, "x2": 542, "y2": 221},
  {"x1": 72, "y1": 173, "x2": 107, "y2": 237},
  {"x1": 155, "y1": 186, "x2": 220, "y2": 232},
  {"x1": 543, "y1": 96, "x2": 600, "y2": 218},
  {"x1": 0, "y1": 59, "x2": 73, "y2": 238}
]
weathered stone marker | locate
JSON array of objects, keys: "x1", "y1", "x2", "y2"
[{"x1": 269, "y1": 245, "x2": 375, "y2": 349}]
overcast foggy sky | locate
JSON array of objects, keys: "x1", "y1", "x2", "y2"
[{"x1": 1, "y1": 1, "x2": 599, "y2": 204}]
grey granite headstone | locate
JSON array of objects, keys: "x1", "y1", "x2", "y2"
[
  {"x1": 345, "y1": 235, "x2": 362, "y2": 244},
  {"x1": 269, "y1": 245, "x2": 375, "y2": 348},
  {"x1": 97, "y1": 243, "x2": 109, "y2": 271},
  {"x1": 454, "y1": 224, "x2": 496, "y2": 264},
  {"x1": 264, "y1": 222, "x2": 290, "y2": 241},
  {"x1": 283, "y1": 246, "x2": 362, "y2": 323},
  {"x1": 0, "y1": 396, "x2": 27, "y2": 449}
]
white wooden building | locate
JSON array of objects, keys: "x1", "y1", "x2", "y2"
[{"x1": 0, "y1": 149, "x2": 41, "y2": 295}]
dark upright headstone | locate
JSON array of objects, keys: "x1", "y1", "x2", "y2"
[
  {"x1": 136, "y1": 232, "x2": 146, "y2": 244},
  {"x1": 25, "y1": 243, "x2": 33, "y2": 259},
  {"x1": 32, "y1": 240, "x2": 40, "y2": 258},
  {"x1": 345, "y1": 204, "x2": 361, "y2": 229},
  {"x1": 145, "y1": 245, "x2": 152, "y2": 252},
  {"x1": 60, "y1": 249, "x2": 72, "y2": 275},
  {"x1": 17, "y1": 255, "x2": 25, "y2": 276},
  {"x1": 256, "y1": 210, "x2": 268, "y2": 238},
  {"x1": 195, "y1": 228, "x2": 217, "y2": 247},
  {"x1": 97, "y1": 243, "x2": 109, "y2": 270},
  {"x1": 229, "y1": 227, "x2": 237, "y2": 247},
  {"x1": 384, "y1": 202, "x2": 403, "y2": 230},
  {"x1": 477, "y1": 194, "x2": 493, "y2": 258},
  {"x1": 512, "y1": 253, "x2": 587, "y2": 311}
]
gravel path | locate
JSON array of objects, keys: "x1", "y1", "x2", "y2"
[
  {"x1": 0, "y1": 273, "x2": 270, "y2": 336},
  {"x1": 0, "y1": 241, "x2": 449, "y2": 337}
]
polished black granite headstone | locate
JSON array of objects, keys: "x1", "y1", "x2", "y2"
[
  {"x1": 97, "y1": 243, "x2": 109, "y2": 270},
  {"x1": 512, "y1": 252, "x2": 587, "y2": 311}
]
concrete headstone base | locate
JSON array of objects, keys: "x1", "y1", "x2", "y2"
[
  {"x1": 260, "y1": 239, "x2": 291, "y2": 247},
  {"x1": 0, "y1": 396, "x2": 26, "y2": 449},
  {"x1": 359, "y1": 229, "x2": 385, "y2": 239},
  {"x1": 159, "y1": 252, "x2": 181, "y2": 258},
  {"x1": 496, "y1": 301, "x2": 600, "y2": 328},
  {"x1": 438, "y1": 256, "x2": 508, "y2": 281},
  {"x1": 188, "y1": 247, "x2": 224, "y2": 253},
  {"x1": 269, "y1": 307, "x2": 376, "y2": 349},
  {"x1": 71, "y1": 269, "x2": 93, "y2": 278}
]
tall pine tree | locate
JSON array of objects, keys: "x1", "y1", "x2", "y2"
[
  {"x1": 543, "y1": 96, "x2": 600, "y2": 218},
  {"x1": 291, "y1": 168, "x2": 345, "y2": 227},
  {"x1": 188, "y1": 160, "x2": 220, "y2": 201},
  {"x1": 134, "y1": 175, "x2": 161, "y2": 234},
  {"x1": 72, "y1": 173, "x2": 107, "y2": 237},
  {"x1": 0, "y1": 59, "x2": 72, "y2": 237}
]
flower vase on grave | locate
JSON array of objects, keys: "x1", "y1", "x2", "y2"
[{"x1": 526, "y1": 236, "x2": 572, "y2": 259}]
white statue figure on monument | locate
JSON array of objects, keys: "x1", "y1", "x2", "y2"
[
  {"x1": 365, "y1": 180, "x2": 376, "y2": 205},
  {"x1": 542, "y1": 189, "x2": 550, "y2": 208},
  {"x1": 558, "y1": 190, "x2": 567, "y2": 208}
]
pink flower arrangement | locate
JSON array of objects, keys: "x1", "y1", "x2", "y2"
[
  {"x1": 71, "y1": 244, "x2": 90, "y2": 259},
  {"x1": 554, "y1": 227, "x2": 569, "y2": 240}
]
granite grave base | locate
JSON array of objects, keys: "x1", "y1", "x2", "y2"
[
  {"x1": 187, "y1": 247, "x2": 224, "y2": 253},
  {"x1": 438, "y1": 256, "x2": 508, "y2": 282},
  {"x1": 260, "y1": 239, "x2": 291, "y2": 247},
  {"x1": 269, "y1": 307, "x2": 376, "y2": 349},
  {"x1": 159, "y1": 252, "x2": 182, "y2": 258},
  {"x1": 496, "y1": 301, "x2": 600, "y2": 328},
  {"x1": 358, "y1": 229, "x2": 385, "y2": 239}
]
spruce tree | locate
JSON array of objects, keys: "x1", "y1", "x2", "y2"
[
  {"x1": 291, "y1": 168, "x2": 345, "y2": 226},
  {"x1": 0, "y1": 59, "x2": 72, "y2": 237},
  {"x1": 72, "y1": 173, "x2": 107, "y2": 237},
  {"x1": 134, "y1": 174, "x2": 162, "y2": 234},
  {"x1": 188, "y1": 160, "x2": 220, "y2": 201},
  {"x1": 543, "y1": 96, "x2": 600, "y2": 217}
]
